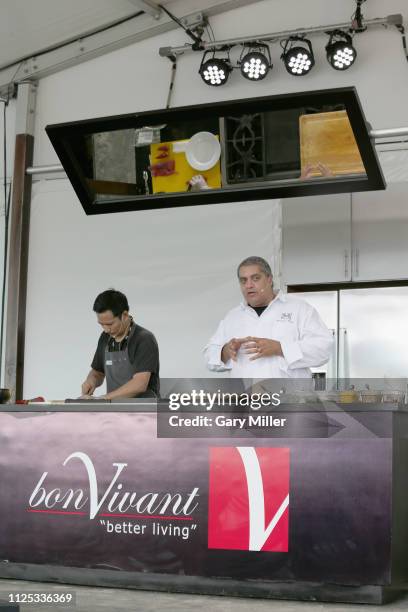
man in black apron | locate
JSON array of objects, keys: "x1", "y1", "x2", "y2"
[{"x1": 81, "y1": 289, "x2": 159, "y2": 399}]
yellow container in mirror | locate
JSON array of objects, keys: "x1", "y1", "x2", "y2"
[{"x1": 150, "y1": 138, "x2": 222, "y2": 194}]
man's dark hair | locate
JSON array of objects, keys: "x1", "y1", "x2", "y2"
[
  {"x1": 93, "y1": 289, "x2": 129, "y2": 317},
  {"x1": 237, "y1": 256, "x2": 272, "y2": 278}
]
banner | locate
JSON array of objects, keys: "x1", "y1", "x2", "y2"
[{"x1": 0, "y1": 410, "x2": 392, "y2": 585}]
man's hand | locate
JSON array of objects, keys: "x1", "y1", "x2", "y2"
[
  {"x1": 301, "y1": 162, "x2": 334, "y2": 180},
  {"x1": 187, "y1": 174, "x2": 211, "y2": 191},
  {"x1": 81, "y1": 380, "x2": 95, "y2": 396},
  {"x1": 81, "y1": 369, "x2": 105, "y2": 397},
  {"x1": 221, "y1": 337, "x2": 246, "y2": 363},
  {"x1": 242, "y1": 337, "x2": 283, "y2": 361}
]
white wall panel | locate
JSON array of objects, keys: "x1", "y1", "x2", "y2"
[{"x1": 378, "y1": 150, "x2": 408, "y2": 182}]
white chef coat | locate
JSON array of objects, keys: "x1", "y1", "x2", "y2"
[{"x1": 204, "y1": 291, "x2": 333, "y2": 379}]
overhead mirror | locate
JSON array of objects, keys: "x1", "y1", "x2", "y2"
[{"x1": 46, "y1": 87, "x2": 385, "y2": 214}]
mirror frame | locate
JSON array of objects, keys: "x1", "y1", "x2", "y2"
[{"x1": 46, "y1": 87, "x2": 385, "y2": 215}]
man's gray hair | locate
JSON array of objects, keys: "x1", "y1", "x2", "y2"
[{"x1": 237, "y1": 256, "x2": 272, "y2": 278}]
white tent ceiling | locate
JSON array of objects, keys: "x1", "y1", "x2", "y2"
[
  {"x1": 0, "y1": 0, "x2": 261, "y2": 70},
  {"x1": 0, "y1": 0, "x2": 174, "y2": 69}
]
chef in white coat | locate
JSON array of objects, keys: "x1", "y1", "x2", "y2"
[{"x1": 204, "y1": 256, "x2": 333, "y2": 379}]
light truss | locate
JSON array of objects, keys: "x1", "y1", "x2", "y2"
[{"x1": 159, "y1": 13, "x2": 403, "y2": 57}]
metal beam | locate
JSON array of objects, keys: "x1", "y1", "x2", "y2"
[
  {"x1": 127, "y1": 0, "x2": 161, "y2": 20},
  {"x1": 26, "y1": 164, "x2": 64, "y2": 175},
  {"x1": 0, "y1": 0, "x2": 265, "y2": 97},
  {"x1": 21, "y1": 124, "x2": 408, "y2": 179},
  {"x1": 371, "y1": 127, "x2": 408, "y2": 139},
  {"x1": 159, "y1": 13, "x2": 403, "y2": 56},
  {"x1": 15, "y1": 81, "x2": 37, "y2": 136}
]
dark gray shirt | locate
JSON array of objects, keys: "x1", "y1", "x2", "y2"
[{"x1": 91, "y1": 323, "x2": 160, "y2": 396}]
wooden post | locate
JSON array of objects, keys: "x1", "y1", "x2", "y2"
[
  {"x1": 4, "y1": 134, "x2": 34, "y2": 400},
  {"x1": 4, "y1": 82, "x2": 36, "y2": 400}
]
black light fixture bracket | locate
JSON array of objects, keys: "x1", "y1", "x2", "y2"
[{"x1": 351, "y1": 0, "x2": 367, "y2": 33}]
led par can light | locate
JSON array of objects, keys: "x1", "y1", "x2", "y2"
[
  {"x1": 199, "y1": 53, "x2": 233, "y2": 86},
  {"x1": 240, "y1": 44, "x2": 272, "y2": 81},
  {"x1": 326, "y1": 31, "x2": 357, "y2": 70},
  {"x1": 282, "y1": 37, "x2": 315, "y2": 76}
]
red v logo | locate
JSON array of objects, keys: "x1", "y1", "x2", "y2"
[{"x1": 208, "y1": 447, "x2": 290, "y2": 552}]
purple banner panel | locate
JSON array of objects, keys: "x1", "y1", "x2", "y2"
[{"x1": 0, "y1": 410, "x2": 392, "y2": 584}]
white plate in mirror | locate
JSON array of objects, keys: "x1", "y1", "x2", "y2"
[{"x1": 185, "y1": 132, "x2": 221, "y2": 171}]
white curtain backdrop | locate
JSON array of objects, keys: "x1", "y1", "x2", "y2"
[{"x1": 23, "y1": 178, "x2": 281, "y2": 399}]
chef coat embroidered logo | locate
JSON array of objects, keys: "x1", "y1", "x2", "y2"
[
  {"x1": 208, "y1": 447, "x2": 290, "y2": 552},
  {"x1": 280, "y1": 312, "x2": 293, "y2": 322}
]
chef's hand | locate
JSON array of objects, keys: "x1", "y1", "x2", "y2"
[
  {"x1": 221, "y1": 337, "x2": 246, "y2": 363},
  {"x1": 81, "y1": 380, "x2": 95, "y2": 396},
  {"x1": 242, "y1": 337, "x2": 283, "y2": 361},
  {"x1": 187, "y1": 175, "x2": 211, "y2": 191},
  {"x1": 301, "y1": 162, "x2": 333, "y2": 179}
]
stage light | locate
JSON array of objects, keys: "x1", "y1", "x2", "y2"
[
  {"x1": 281, "y1": 37, "x2": 315, "y2": 76},
  {"x1": 239, "y1": 44, "x2": 272, "y2": 81},
  {"x1": 326, "y1": 30, "x2": 357, "y2": 70},
  {"x1": 199, "y1": 52, "x2": 232, "y2": 86}
]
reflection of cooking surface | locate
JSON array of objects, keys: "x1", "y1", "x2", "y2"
[
  {"x1": 150, "y1": 139, "x2": 221, "y2": 194},
  {"x1": 299, "y1": 111, "x2": 365, "y2": 177}
]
